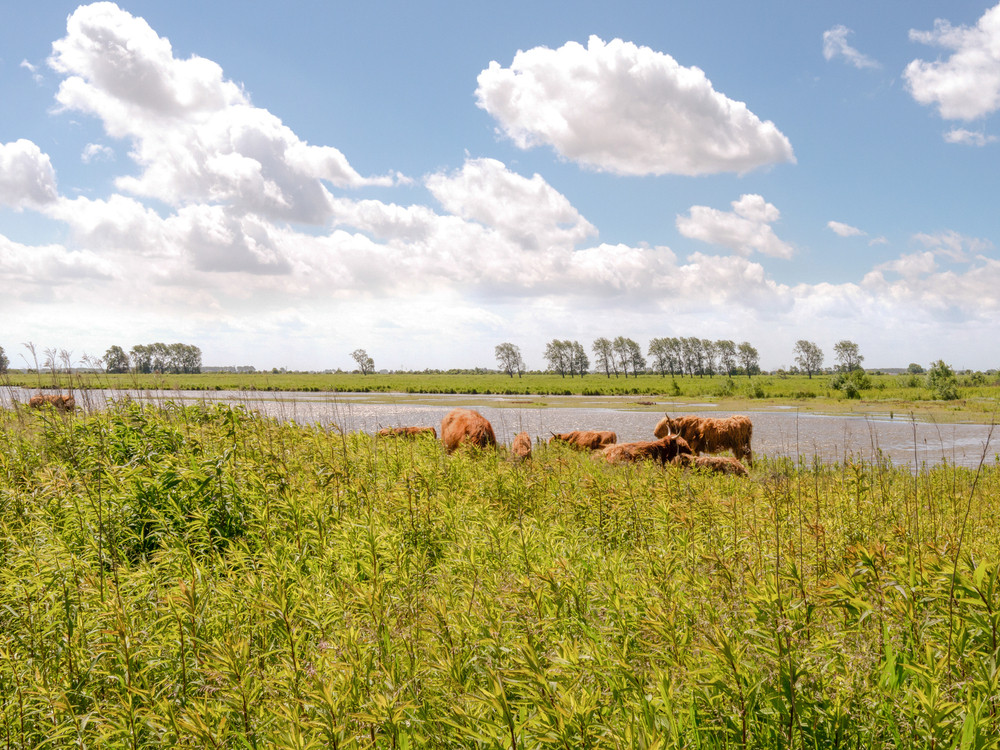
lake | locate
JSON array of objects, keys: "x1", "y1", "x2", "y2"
[{"x1": 3, "y1": 387, "x2": 996, "y2": 469}]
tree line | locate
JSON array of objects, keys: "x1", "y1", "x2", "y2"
[
  {"x1": 103, "y1": 343, "x2": 203, "y2": 374},
  {"x1": 494, "y1": 338, "x2": 867, "y2": 378}
]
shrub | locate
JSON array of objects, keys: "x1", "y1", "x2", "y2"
[{"x1": 926, "y1": 360, "x2": 959, "y2": 401}]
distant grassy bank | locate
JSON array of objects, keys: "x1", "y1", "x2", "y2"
[{"x1": 4, "y1": 370, "x2": 1000, "y2": 423}]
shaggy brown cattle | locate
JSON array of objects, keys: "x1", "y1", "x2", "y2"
[
  {"x1": 440, "y1": 408, "x2": 497, "y2": 454},
  {"x1": 28, "y1": 393, "x2": 76, "y2": 411},
  {"x1": 377, "y1": 426, "x2": 437, "y2": 439},
  {"x1": 548, "y1": 430, "x2": 617, "y2": 451},
  {"x1": 653, "y1": 413, "x2": 753, "y2": 465},
  {"x1": 598, "y1": 435, "x2": 692, "y2": 466},
  {"x1": 511, "y1": 431, "x2": 532, "y2": 461},
  {"x1": 678, "y1": 454, "x2": 749, "y2": 476}
]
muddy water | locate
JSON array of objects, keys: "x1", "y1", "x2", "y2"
[{"x1": 3, "y1": 388, "x2": 996, "y2": 469}]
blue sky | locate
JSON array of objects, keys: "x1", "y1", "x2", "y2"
[{"x1": 2, "y1": 1, "x2": 999, "y2": 371}]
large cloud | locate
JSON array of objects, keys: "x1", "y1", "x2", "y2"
[
  {"x1": 425, "y1": 157, "x2": 597, "y2": 250},
  {"x1": 48, "y1": 2, "x2": 395, "y2": 223},
  {"x1": 0, "y1": 140, "x2": 59, "y2": 209},
  {"x1": 475, "y1": 35, "x2": 795, "y2": 176},
  {"x1": 905, "y1": 3, "x2": 1000, "y2": 120},
  {"x1": 676, "y1": 194, "x2": 794, "y2": 259}
]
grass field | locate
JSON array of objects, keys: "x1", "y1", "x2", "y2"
[
  {"x1": 2, "y1": 401, "x2": 1000, "y2": 747},
  {"x1": 5, "y1": 369, "x2": 1000, "y2": 423}
]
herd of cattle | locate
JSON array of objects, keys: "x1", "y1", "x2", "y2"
[
  {"x1": 378, "y1": 408, "x2": 752, "y2": 476},
  {"x1": 26, "y1": 395, "x2": 751, "y2": 476}
]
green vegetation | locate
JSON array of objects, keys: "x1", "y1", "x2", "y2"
[{"x1": 2, "y1": 401, "x2": 1000, "y2": 746}]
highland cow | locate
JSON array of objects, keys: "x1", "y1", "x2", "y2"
[
  {"x1": 598, "y1": 435, "x2": 692, "y2": 466},
  {"x1": 548, "y1": 430, "x2": 617, "y2": 451},
  {"x1": 653, "y1": 414, "x2": 753, "y2": 465},
  {"x1": 440, "y1": 408, "x2": 497, "y2": 454},
  {"x1": 511, "y1": 431, "x2": 532, "y2": 461},
  {"x1": 28, "y1": 393, "x2": 76, "y2": 411}
]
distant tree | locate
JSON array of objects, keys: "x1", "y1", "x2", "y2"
[
  {"x1": 494, "y1": 342, "x2": 525, "y2": 378},
  {"x1": 648, "y1": 338, "x2": 671, "y2": 376},
  {"x1": 679, "y1": 337, "x2": 700, "y2": 377},
  {"x1": 908, "y1": 362, "x2": 925, "y2": 374},
  {"x1": 569, "y1": 341, "x2": 589, "y2": 376},
  {"x1": 612, "y1": 336, "x2": 643, "y2": 378},
  {"x1": 626, "y1": 339, "x2": 646, "y2": 376},
  {"x1": 793, "y1": 340, "x2": 824, "y2": 379},
  {"x1": 0, "y1": 345, "x2": 8, "y2": 374},
  {"x1": 592, "y1": 337, "x2": 617, "y2": 378},
  {"x1": 701, "y1": 339, "x2": 718, "y2": 376},
  {"x1": 737, "y1": 342, "x2": 760, "y2": 378},
  {"x1": 544, "y1": 340, "x2": 571, "y2": 377},
  {"x1": 351, "y1": 348, "x2": 375, "y2": 375},
  {"x1": 716, "y1": 340, "x2": 737, "y2": 377},
  {"x1": 103, "y1": 345, "x2": 129, "y2": 374},
  {"x1": 129, "y1": 344, "x2": 151, "y2": 373},
  {"x1": 833, "y1": 340, "x2": 864, "y2": 372}
]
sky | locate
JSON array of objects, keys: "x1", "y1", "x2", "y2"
[{"x1": 2, "y1": 1, "x2": 1000, "y2": 372}]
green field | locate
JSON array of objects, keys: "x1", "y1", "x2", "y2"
[
  {"x1": 5, "y1": 369, "x2": 1000, "y2": 423},
  {"x1": 2, "y1": 401, "x2": 1000, "y2": 747}
]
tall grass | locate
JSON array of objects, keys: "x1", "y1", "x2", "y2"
[{"x1": 2, "y1": 401, "x2": 1000, "y2": 747}]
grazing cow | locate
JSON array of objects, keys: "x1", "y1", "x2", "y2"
[
  {"x1": 511, "y1": 431, "x2": 532, "y2": 461},
  {"x1": 678, "y1": 454, "x2": 749, "y2": 476},
  {"x1": 440, "y1": 408, "x2": 497, "y2": 454},
  {"x1": 548, "y1": 430, "x2": 617, "y2": 451},
  {"x1": 28, "y1": 393, "x2": 76, "y2": 411},
  {"x1": 598, "y1": 435, "x2": 693, "y2": 466},
  {"x1": 653, "y1": 414, "x2": 753, "y2": 465},
  {"x1": 377, "y1": 426, "x2": 437, "y2": 439}
]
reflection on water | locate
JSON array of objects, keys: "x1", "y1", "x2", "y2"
[{"x1": 2, "y1": 387, "x2": 996, "y2": 469}]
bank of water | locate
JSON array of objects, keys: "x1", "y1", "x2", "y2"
[{"x1": 3, "y1": 387, "x2": 996, "y2": 469}]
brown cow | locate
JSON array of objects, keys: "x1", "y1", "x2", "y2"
[
  {"x1": 28, "y1": 393, "x2": 76, "y2": 411},
  {"x1": 548, "y1": 430, "x2": 617, "y2": 451},
  {"x1": 440, "y1": 408, "x2": 497, "y2": 454},
  {"x1": 653, "y1": 414, "x2": 753, "y2": 465},
  {"x1": 597, "y1": 435, "x2": 693, "y2": 466},
  {"x1": 511, "y1": 431, "x2": 532, "y2": 461},
  {"x1": 377, "y1": 426, "x2": 437, "y2": 439},
  {"x1": 677, "y1": 454, "x2": 749, "y2": 476}
]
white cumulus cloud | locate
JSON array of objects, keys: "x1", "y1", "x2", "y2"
[
  {"x1": 822, "y1": 26, "x2": 880, "y2": 69},
  {"x1": 47, "y1": 2, "x2": 395, "y2": 224},
  {"x1": 0, "y1": 139, "x2": 59, "y2": 209},
  {"x1": 943, "y1": 128, "x2": 997, "y2": 146},
  {"x1": 676, "y1": 194, "x2": 794, "y2": 259},
  {"x1": 475, "y1": 35, "x2": 795, "y2": 176},
  {"x1": 425, "y1": 158, "x2": 597, "y2": 250},
  {"x1": 905, "y1": 3, "x2": 1000, "y2": 120}
]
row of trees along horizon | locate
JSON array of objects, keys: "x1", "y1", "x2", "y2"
[
  {"x1": 492, "y1": 338, "x2": 862, "y2": 378},
  {"x1": 0, "y1": 343, "x2": 202, "y2": 376}
]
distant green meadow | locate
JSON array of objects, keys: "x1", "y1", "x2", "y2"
[
  {"x1": 2, "y1": 401, "x2": 1000, "y2": 747},
  {"x1": 5, "y1": 369, "x2": 1000, "y2": 422}
]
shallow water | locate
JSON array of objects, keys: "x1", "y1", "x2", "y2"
[{"x1": 3, "y1": 387, "x2": 996, "y2": 469}]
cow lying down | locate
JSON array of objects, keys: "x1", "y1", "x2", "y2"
[
  {"x1": 549, "y1": 430, "x2": 617, "y2": 451},
  {"x1": 596, "y1": 435, "x2": 693, "y2": 465}
]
